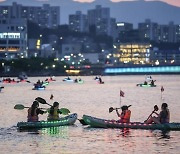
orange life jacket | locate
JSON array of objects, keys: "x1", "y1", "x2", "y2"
[
  {"x1": 121, "y1": 110, "x2": 131, "y2": 123},
  {"x1": 27, "y1": 107, "x2": 38, "y2": 122}
]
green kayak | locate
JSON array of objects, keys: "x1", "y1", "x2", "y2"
[
  {"x1": 136, "y1": 83, "x2": 156, "y2": 87},
  {"x1": 17, "y1": 113, "x2": 77, "y2": 129},
  {"x1": 83, "y1": 115, "x2": 180, "y2": 131}
]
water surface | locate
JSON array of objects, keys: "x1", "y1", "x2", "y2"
[{"x1": 0, "y1": 75, "x2": 180, "y2": 153}]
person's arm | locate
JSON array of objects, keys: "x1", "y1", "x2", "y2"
[
  {"x1": 116, "y1": 108, "x2": 121, "y2": 117},
  {"x1": 153, "y1": 111, "x2": 159, "y2": 116},
  {"x1": 36, "y1": 108, "x2": 46, "y2": 115},
  {"x1": 167, "y1": 110, "x2": 170, "y2": 122}
]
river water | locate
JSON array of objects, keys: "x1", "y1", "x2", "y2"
[{"x1": 0, "y1": 75, "x2": 180, "y2": 154}]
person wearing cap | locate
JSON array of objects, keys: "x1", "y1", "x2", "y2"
[
  {"x1": 27, "y1": 101, "x2": 46, "y2": 122},
  {"x1": 145, "y1": 103, "x2": 170, "y2": 124},
  {"x1": 47, "y1": 102, "x2": 62, "y2": 121},
  {"x1": 116, "y1": 105, "x2": 131, "y2": 123}
]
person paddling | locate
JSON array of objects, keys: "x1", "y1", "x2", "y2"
[
  {"x1": 145, "y1": 103, "x2": 170, "y2": 124},
  {"x1": 27, "y1": 101, "x2": 46, "y2": 122},
  {"x1": 47, "y1": 102, "x2": 62, "y2": 121},
  {"x1": 116, "y1": 105, "x2": 131, "y2": 123}
]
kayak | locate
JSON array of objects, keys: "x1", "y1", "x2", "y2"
[
  {"x1": 82, "y1": 115, "x2": 180, "y2": 131},
  {"x1": 63, "y1": 78, "x2": 74, "y2": 82},
  {"x1": 136, "y1": 83, "x2": 156, "y2": 87},
  {"x1": 17, "y1": 113, "x2": 77, "y2": 129},
  {"x1": 32, "y1": 86, "x2": 45, "y2": 90},
  {"x1": 97, "y1": 81, "x2": 104, "y2": 84},
  {"x1": 74, "y1": 80, "x2": 84, "y2": 84}
]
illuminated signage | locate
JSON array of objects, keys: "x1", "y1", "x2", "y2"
[{"x1": 0, "y1": 33, "x2": 21, "y2": 39}]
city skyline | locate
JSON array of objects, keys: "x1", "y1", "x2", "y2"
[
  {"x1": 0, "y1": 0, "x2": 179, "y2": 7},
  {"x1": 0, "y1": 0, "x2": 180, "y2": 26}
]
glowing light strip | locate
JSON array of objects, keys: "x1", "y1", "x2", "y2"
[{"x1": 105, "y1": 66, "x2": 180, "y2": 74}]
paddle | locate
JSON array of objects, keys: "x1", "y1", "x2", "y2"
[
  {"x1": 14, "y1": 104, "x2": 70, "y2": 115},
  {"x1": 144, "y1": 105, "x2": 159, "y2": 122},
  {"x1": 59, "y1": 108, "x2": 70, "y2": 115},
  {"x1": 35, "y1": 97, "x2": 52, "y2": 106},
  {"x1": 14, "y1": 104, "x2": 29, "y2": 110},
  {"x1": 35, "y1": 97, "x2": 71, "y2": 115},
  {"x1": 14, "y1": 104, "x2": 46, "y2": 110},
  {"x1": 109, "y1": 105, "x2": 132, "y2": 113}
]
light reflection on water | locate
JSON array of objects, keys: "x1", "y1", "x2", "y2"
[{"x1": 0, "y1": 75, "x2": 180, "y2": 153}]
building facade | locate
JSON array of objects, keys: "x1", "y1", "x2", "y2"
[
  {"x1": 113, "y1": 43, "x2": 151, "y2": 65},
  {"x1": 69, "y1": 11, "x2": 88, "y2": 32},
  {"x1": 0, "y1": 18, "x2": 27, "y2": 59},
  {"x1": 87, "y1": 5, "x2": 112, "y2": 36},
  {"x1": 0, "y1": 2, "x2": 60, "y2": 28}
]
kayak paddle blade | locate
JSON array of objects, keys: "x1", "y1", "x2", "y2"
[
  {"x1": 154, "y1": 105, "x2": 158, "y2": 111},
  {"x1": 59, "y1": 108, "x2": 70, "y2": 115},
  {"x1": 109, "y1": 107, "x2": 114, "y2": 113},
  {"x1": 35, "y1": 97, "x2": 47, "y2": 104},
  {"x1": 14, "y1": 104, "x2": 25, "y2": 110}
]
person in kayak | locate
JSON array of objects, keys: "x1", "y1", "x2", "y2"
[
  {"x1": 27, "y1": 101, "x2": 46, "y2": 122},
  {"x1": 116, "y1": 105, "x2": 131, "y2": 123},
  {"x1": 47, "y1": 102, "x2": 62, "y2": 121},
  {"x1": 145, "y1": 103, "x2": 170, "y2": 124}
]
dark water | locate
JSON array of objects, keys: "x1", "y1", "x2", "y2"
[{"x1": 0, "y1": 75, "x2": 180, "y2": 153}]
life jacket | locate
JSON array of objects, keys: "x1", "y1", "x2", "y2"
[
  {"x1": 121, "y1": 110, "x2": 131, "y2": 123},
  {"x1": 27, "y1": 107, "x2": 38, "y2": 122},
  {"x1": 47, "y1": 108, "x2": 59, "y2": 121}
]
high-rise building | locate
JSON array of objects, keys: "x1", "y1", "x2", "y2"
[
  {"x1": 0, "y1": 2, "x2": 60, "y2": 28},
  {"x1": 0, "y1": 18, "x2": 28, "y2": 59},
  {"x1": 175, "y1": 24, "x2": 180, "y2": 43},
  {"x1": 87, "y1": 5, "x2": 112, "y2": 36},
  {"x1": 69, "y1": 11, "x2": 88, "y2": 32},
  {"x1": 138, "y1": 19, "x2": 159, "y2": 42}
]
